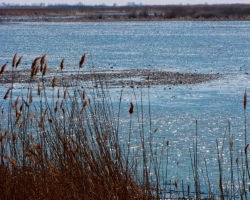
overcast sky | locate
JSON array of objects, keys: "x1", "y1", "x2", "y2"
[{"x1": 1, "y1": 0, "x2": 250, "y2": 6}]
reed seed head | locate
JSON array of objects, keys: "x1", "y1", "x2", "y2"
[
  {"x1": 16, "y1": 56, "x2": 23, "y2": 68},
  {"x1": 52, "y1": 77, "x2": 57, "y2": 88},
  {"x1": 60, "y1": 58, "x2": 64, "y2": 70},
  {"x1": 79, "y1": 53, "x2": 87, "y2": 68},
  {"x1": 40, "y1": 54, "x2": 46, "y2": 68},
  {"x1": 0, "y1": 64, "x2": 7, "y2": 74},
  {"x1": 12, "y1": 53, "x2": 17, "y2": 68},
  {"x1": 245, "y1": 144, "x2": 249, "y2": 154},
  {"x1": 174, "y1": 180, "x2": 178, "y2": 188},
  {"x1": 4, "y1": 87, "x2": 12, "y2": 100},
  {"x1": 129, "y1": 102, "x2": 134, "y2": 114},
  {"x1": 55, "y1": 101, "x2": 58, "y2": 112},
  {"x1": 244, "y1": 90, "x2": 247, "y2": 110},
  {"x1": 31, "y1": 56, "x2": 41, "y2": 69}
]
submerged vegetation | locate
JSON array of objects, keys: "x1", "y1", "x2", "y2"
[{"x1": 0, "y1": 53, "x2": 250, "y2": 199}]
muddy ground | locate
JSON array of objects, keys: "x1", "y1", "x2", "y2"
[{"x1": 0, "y1": 68, "x2": 221, "y2": 88}]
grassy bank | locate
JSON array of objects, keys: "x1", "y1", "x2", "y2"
[
  {"x1": 1, "y1": 4, "x2": 250, "y2": 22},
  {"x1": 0, "y1": 54, "x2": 250, "y2": 199}
]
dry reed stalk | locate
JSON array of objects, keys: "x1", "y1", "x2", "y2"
[
  {"x1": 244, "y1": 90, "x2": 247, "y2": 110},
  {"x1": 64, "y1": 89, "x2": 67, "y2": 99},
  {"x1": 57, "y1": 89, "x2": 60, "y2": 98},
  {"x1": 0, "y1": 64, "x2": 7, "y2": 74},
  {"x1": 12, "y1": 132, "x2": 17, "y2": 143},
  {"x1": 22, "y1": 98, "x2": 29, "y2": 107},
  {"x1": 82, "y1": 89, "x2": 86, "y2": 100},
  {"x1": 15, "y1": 113, "x2": 21, "y2": 125},
  {"x1": 129, "y1": 102, "x2": 134, "y2": 114},
  {"x1": 79, "y1": 53, "x2": 87, "y2": 68},
  {"x1": 52, "y1": 77, "x2": 57, "y2": 88},
  {"x1": 244, "y1": 144, "x2": 249, "y2": 154},
  {"x1": 60, "y1": 59, "x2": 64, "y2": 70},
  {"x1": 16, "y1": 56, "x2": 23, "y2": 68},
  {"x1": 43, "y1": 107, "x2": 48, "y2": 116},
  {"x1": 103, "y1": 133, "x2": 108, "y2": 141},
  {"x1": 15, "y1": 107, "x2": 20, "y2": 117},
  {"x1": 4, "y1": 87, "x2": 12, "y2": 100},
  {"x1": 29, "y1": 90, "x2": 33, "y2": 103},
  {"x1": 83, "y1": 100, "x2": 88, "y2": 108},
  {"x1": 33, "y1": 144, "x2": 42, "y2": 155},
  {"x1": 60, "y1": 101, "x2": 63, "y2": 109},
  {"x1": 19, "y1": 102, "x2": 24, "y2": 112},
  {"x1": 38, "y1": 116, "x2": 44, "y2": 128},
  {"x1": 0, "y1": 130, "x2": 9, "y2": 143},
  {"x1": 37, "y1": 83, "x2": 41, "y2": 95},
  {"x1": 3, "y1": 155, "x2": 17, "y2": 167},
  {"x1": 14, "y1": 96, "x2": 19, "y2": 108},
  {"x1": 12, "y1": 53, "x2": 17, "y2": 68}
]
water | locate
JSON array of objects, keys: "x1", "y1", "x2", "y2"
[{"x1": 1, "y1": 21, "x2": 250, "y2": 197}]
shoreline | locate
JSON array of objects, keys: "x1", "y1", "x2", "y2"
[{"x1": 1, "y1": 4, "x2": 250, "y2": 23}]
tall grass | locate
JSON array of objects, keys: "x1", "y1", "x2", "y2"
[{"x1": 0, "y1": 53, "x2": 250, "y2": 199}]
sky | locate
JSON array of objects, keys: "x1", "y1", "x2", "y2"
[{"x1": 1, "y1": 0, "x2": 250, "y2": 6}]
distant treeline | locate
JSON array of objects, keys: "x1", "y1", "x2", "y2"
[{"x1": 1, "y1": 4, "x2": 250, "y2": 21}]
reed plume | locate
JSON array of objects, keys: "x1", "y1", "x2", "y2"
[
  {"x1": 4, "y1": 87, "x2": 12, "y2": 100},
  {"x1": 31, "y1": 56, "x2": 41, "y2": 69},
  {"x1": 244, "y1": 90, "x2": 247, "y2": 110},
  {"x1": 82, "y1": 89, "x2": 86, "y2": 100},
  {"x1": 55, "y1": 101, "x2": 58, "y2": 112},
  {"x1": 40, "y1": 54, "x2": 46, "y2": 71},
  {"x1": 52, "y1": 77, "x2": 57, "y2": 88},
  {"x1": 0, "y1": 64, "x2": 7, "y2": 74},
  {"x1": 174, "y1": 180, "x2": 178, "y2": 188},
  {"x1": 42, "y1": 63, "x2": 47, "y2": 76},
  {"x1": 60, "y1": 59, "x2": 64, "y2": 70},
  {"x1": 16, "y1": 56, "x2": 23, "y2": 68},
  {"x1": 12, "y1": 53, "x2": 17, "y2": 68},
  {"x1": 129, "y1": 102, "x2": 134, "y2": 114},
  {"x1": 244, "y1": 144, "x2": 249, "y2": 154},
  {"x1": 79, "y1": 53, "x2": 87, "y2": 68}
]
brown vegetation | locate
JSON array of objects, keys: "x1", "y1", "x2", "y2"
[
  {"x1": 0, "y1": 53, "x2": 250, "y2": 199},
  {"x1": 0, "y1": 4, "x2": 250, "y2": 22}
]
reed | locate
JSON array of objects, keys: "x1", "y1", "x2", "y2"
[
  {"x1": 1, "y1": 54, "x2": 250, "y2": 200},
  {"x1": 0, "y1": 64, "x2": 7, "y2": 74}
]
